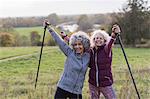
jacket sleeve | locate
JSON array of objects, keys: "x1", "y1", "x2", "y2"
[
  {"x1": 105, "y1": 37, "x2": 116, "y2": 55},
  {"x1": 47, "y1": 27, "x2": 72, "y2": 56},
  {"x1": 88, "y1": 49, "x2": 93, "y2": 68}
]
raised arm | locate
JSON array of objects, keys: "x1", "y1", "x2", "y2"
[
  {"x1": 44, "y1": 21, "x2": 72, "y2": 56},
  {"x1": 106, "y1": 24, "x2": 121, "y2": 53}
]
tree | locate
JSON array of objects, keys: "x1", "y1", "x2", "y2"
[
  {"x1": 47, "y1": 13, "x2": 60, "y2": 26},
  {"x1": 0, "y1": 19, "x2": 14, "y2": 32},
  {"x1": 13, "y1": 33, "x2": 31, "y2": 46},
  {"x1": 30, "y1": 31, "x2": 41, "y2": 46},
  {"x1": 0, "y1": 32, "x2": 15, "y2": 47},
  {"x1": 111, "y1": 0, "x2": 150, "y2": 46},
  {"x1": 77, "y1": 15, "x2": 93, "y2": 32}
]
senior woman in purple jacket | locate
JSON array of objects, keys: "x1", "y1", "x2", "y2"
[{"x1": 88, "y1": 25, "x2": 121, "y2": 99}]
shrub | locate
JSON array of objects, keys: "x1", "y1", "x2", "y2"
[
  {"x1": 45, "y1": 34, "x2": 56, "y2": 46},
  {"x1": 0, "y1": 32, "x2": 15, "y2": 47},
  {"x1": 30, "y1": 31, "x2": 41, "y2": 46}
]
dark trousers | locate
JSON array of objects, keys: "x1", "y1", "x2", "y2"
[{"x1": 54, "y1": 87, "x2": 82, "y2": 99}]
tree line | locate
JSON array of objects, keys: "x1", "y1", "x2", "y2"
[
  {"x1": 0, "y1": 0, "x2": 150, "y2": 47},
  {"x1": 0, "y1": 13, "x2": 113, "y2": 47}
]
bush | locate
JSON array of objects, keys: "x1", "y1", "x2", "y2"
[
  {"x1": 12, "y1": 33, "x2": 31, "y2": 46},
  {"x1": 30, "y1": 31, "x2": 41, "y2": 46},
  {"x1": 45, "y1": 34, "x2": 56, "y2": 46},
  {"x1": 0, "y1": 32, "x2": 15, "y2": 47}
]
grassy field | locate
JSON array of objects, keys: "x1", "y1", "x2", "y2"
[
  {"x1": 0, "y1": 47, "x2": 52, "y2": 60},
  {"x1": 0, "y1": 47, "x2": 150, "y2": 99},
  {"x1": 15, "y1": 26, "x2": 61, "y2": 37},
  {"x1": 15, "y1": 26, "x2": 44, "y2": 36}
]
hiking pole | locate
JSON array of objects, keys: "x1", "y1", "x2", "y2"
[
  {"x1": 116, "y1": 33, "x2": 141, "y2": 99},
  {"x1": 35, "y1": 21, "x2": 49, "y2": 89}
]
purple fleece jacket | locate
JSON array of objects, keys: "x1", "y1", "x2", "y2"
[{"x1": 89, "y1": 37, "x2": 115, "y2": 87}]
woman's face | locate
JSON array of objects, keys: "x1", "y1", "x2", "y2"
[
  {"x1": 93, "y1": 34, "x2": 105, "y2": 47},
  {"x1": 73, "y1": 40, "x2": 84, "y2": 55}
]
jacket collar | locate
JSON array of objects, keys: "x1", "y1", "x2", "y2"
[
  {"x1": 93, "y1": 44, "x2": 106, "y2": 51},
  {"x1": 73, "y1": 51, "x2": 88, "y2": 59}
]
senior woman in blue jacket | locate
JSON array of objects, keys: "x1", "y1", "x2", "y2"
[{"x1": 45, "y1": 22, "x2": 90, "y2": 99}]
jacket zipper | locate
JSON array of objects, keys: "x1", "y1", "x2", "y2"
[
  {"x1": 72, "y1": 58, "x2": 83, "y2": 93},
  {"x1": 95, "y1": 51, "x2": 99, "y2": 87}
]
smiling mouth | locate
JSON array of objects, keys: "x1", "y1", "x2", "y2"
[
  {"x1": 76, "y1": 49, "x2": 81, "y2": 52},
  {"x1": 96, "y1": 42, "x2": 102, "y2": 44},
  {"x1": 75, "y1": 48, "x2": 82, "y2": 52}
]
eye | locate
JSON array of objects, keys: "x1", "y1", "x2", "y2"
[
  {"x1": 78, "y1": 43, "x2": 82, "y2": 46},
  {"x1": 74, "y1": 43, "x2": 77, "y2": 46},
  {"x1": 94, "y1": 37, "x2": 99, "y2": 40}
]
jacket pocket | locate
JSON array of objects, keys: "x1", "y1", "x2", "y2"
[{"x1": 104, "y1": 76, "x2": 112, "y2": 83}]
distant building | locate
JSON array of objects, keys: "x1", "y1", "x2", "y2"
[
  {"x1": 93, "y1": 24, "x2": 101, "y2": 30},
  {"x1": 56, "y1": 22, "x2": 78, "y2": 33}
]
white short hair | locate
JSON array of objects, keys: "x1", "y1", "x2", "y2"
[{"x1": 90, "y1": 30, "x2": 111, "y2": 47}]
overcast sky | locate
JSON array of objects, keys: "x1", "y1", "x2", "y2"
[{"x1": 0, "y1": 0, "x2": 149, "y2": 17}]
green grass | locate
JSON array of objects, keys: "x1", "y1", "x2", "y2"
[
  {"x1": 15, "y1": 26, "x2": 44, "y2": 36},
  {"x1": 14, "y1": 26, "x2": 61, "y2": 37},
  {"x1": 0, "y1": 47, "x2": 150, "y2": 99},
  {"x1": 0, "y1": 47, "x2": 52, "y2": 60}
]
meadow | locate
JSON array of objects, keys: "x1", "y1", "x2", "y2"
[
  {"x1": 15, "y1": 27, "x2": 44, "y2": 36},
  {"x1": 15, "y1": 26, "x2": 62, "y2": 37},
  {"x1": 0, "y1": 46, "x2": 150, "y2": 99}
]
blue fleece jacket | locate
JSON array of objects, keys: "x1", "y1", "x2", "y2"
[{"x1": 48, "y1": 28, "x2": 90, "y2": 94}]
